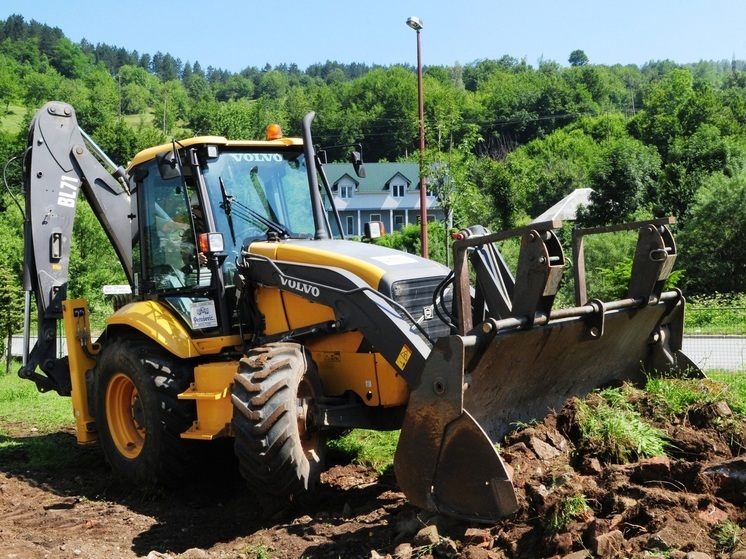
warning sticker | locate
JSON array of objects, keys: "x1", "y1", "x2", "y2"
[{"x1": 395, "y1": 344, "x2": 412, "y2": 370}]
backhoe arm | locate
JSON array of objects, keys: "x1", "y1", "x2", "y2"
[{"x1": 19, "y1": 101, "x2": 134, "y2": 394}]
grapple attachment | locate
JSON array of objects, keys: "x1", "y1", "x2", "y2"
[{"x1": 395, "y1": 218, "x2": 700, "y2": 523}]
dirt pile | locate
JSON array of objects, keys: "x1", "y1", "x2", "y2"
[{"x1": 1, "y1": 387, "x2": 746, "y2": 558}]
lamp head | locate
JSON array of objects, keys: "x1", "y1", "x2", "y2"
[{"x1": 406, "y1": 16, "x2": 423, "y2": 31}]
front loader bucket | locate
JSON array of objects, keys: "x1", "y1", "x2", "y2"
[
  {"x1": 394, "y1": 218, "x2": 701, "y2": 523},
  {"x1": 465, "y1": 291, "x2": 698, "y2": 445}
]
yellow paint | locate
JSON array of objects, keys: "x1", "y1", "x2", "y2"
[
  {"x1": 107, "y1": 300, "x2": 242, "y2": 358},
  {"x1": 308, "y1": 332, "x2": 409, "y2": 407},
  {"x1": 251, "y1": 241, "x2": 386, "y2": 290},
  {"x1": 62, "y1": 299, "x2": 99, "y2": 444},
  {"x1": 178, "y1": 362, "x2": 237, "y2": 440},
  {"x1": 127, "y1": 136, "x2": 303, "y2": 169}
]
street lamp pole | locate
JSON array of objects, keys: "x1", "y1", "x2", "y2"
[{"x1": 406, "y1": 16, "x2": 428, "y2": 259}]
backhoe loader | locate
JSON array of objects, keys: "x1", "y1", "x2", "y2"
[{"x1": 18, "y1": 101, "x2": 698, "y2": 523}]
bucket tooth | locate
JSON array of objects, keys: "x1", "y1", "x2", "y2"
[{"x1": 395, "y1": 336, "x2": 518, "y2": 522}]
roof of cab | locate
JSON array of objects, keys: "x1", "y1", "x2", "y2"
[{"x1": 127, "y1": 135, "x2": 305, "y2": 169}]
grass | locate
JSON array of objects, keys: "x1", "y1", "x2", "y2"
[
  {"x1": 647, "y1": 374, "x2": 746, "y2": 417},
  {"x1": 0, "y1": 370, "x2": 75, "y2": 434},
  {"x1": 545, "y1": 493, "x2": 590, "y2": 534},
  {"x1": 327, "y1": 429, "x2": 399, "y2": 474},
  {"x1": 574, "y1": 387, "x2": 668, "y2": 464},
  {"x1": 0, "y1": 104, "x2": 28, "y2": 134},
  {"x1": 711, "y1": 520, "x2": 742, "y2": 553},
  {"x1": 0, "y1": 368, "x2": 86, "y2": 471}
]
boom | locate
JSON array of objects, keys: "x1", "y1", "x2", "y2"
[{"x1": 20, "y1": 101, "x2": 134, "y2": 394}]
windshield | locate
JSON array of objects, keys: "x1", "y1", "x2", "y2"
[{"x1": 202, "y1": 148, "x2": 322, "y2": 252}]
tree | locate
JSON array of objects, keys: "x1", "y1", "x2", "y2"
[
  {"x1": 569, "y1": 50, "x2": 589, "y2": 67},
  {"x1": 577, "y1": 137, "x2": 661, "y2": 226},
  {"x1": 678, "y1": 172, "x2": 746, "y2": 295},
  {"x1": 0, "y1": 262, "x2": 24, "y2": 372}
]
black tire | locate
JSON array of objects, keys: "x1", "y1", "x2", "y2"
[
  {"x1": 93, "y1": 337, "x2": 198, "y2": 487},
  {"x1": 231, "y1": 342, "x2": 326, "y2": 501}
]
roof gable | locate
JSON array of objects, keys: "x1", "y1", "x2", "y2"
[{"x1": 325, "y1": 162, "x2": 420, "y2": 194}]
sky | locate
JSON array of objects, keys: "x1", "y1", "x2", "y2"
[{"x1": 4, "y1": 0, "x2": 746, "y2": 72}]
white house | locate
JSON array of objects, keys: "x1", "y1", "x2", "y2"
[{"x1": 324, "y1": 162, "x2": 444, "y2": 237}]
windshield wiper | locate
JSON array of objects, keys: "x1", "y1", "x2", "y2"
[
  {"x1": 218, "y1": 176, "x2": 237, "y2": 246},
  {"x1": 218, "y1": 176, "x2": 291, "y2": 240}
]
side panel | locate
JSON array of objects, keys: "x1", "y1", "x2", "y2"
[{"x1": 107, "y1": 301, "x2": 242, "y2": 358}]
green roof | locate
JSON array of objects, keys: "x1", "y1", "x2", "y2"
[{"x1": 324, "y1": 162, "x2": 420, "y2": 194}]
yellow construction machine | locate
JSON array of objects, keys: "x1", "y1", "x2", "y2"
[{"x1": 18, "y1": 101, "x2": 697, "y2": 522}]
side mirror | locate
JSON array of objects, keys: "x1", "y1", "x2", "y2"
[
  {"x1": 351, "y1": 151, "x2": 366, "y2": 178},
  {"x1": 364, "y1": 221, "x2": 385, "y2": 239},
  {"x1": 156, "y1": 151, "x2": 181, "y2": 180}
]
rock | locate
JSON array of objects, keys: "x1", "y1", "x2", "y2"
[
  {"x1": 178, "y1": 549, "x2": 209, "y2": 559},
  {"x1": 434, "y1": 538, "x2": 459, "y2": 558},
  {"x1": 529, "y1": 436, "x2": 561, "y2": 460},
  {"x1": 393, "y1": 542, "x2": 413, "y2": 559},
  {"x1": 342, "y1": 502, "x2": 353, "y2": 518},
  {"x1": 463, "y1": 527, "x2": 492, "y2": 548},
  {"x1": 683, "y1": 552, "x2": 712, "y2": 559},
  {"x1": 593, "y1": 530, "x2": 624, "y2": 558},
  {"x1": 560, "y1": 551, "x2": 591, "y2": 559},
  {"x1": 696, "y1": 504, "x2": 728, "y2": 525},
  {"x1": 146, "y1": 552, "x2": 174, "y2": 559},
  {"x1": 395, "y1": 510, "x2": 421, "y2": 536},
  {"x1": 413, "y1": 524, "x2": 440, "y2": 547},
  {"x1": 580, "y1": 456, "x2": 603, "y2": 476},
  {"x1": 730, "y1": 551, "x2": 746, "y2": 559},
  {"x1": 714, "y1": 400, "x2": 732, "y2": 417},
  {"x1": 647, "y1": 533, "x2": 670, "y2": 551},
  {"x1": 633, "y1": 455, "x2": 672, "y2": 482},
  {"x1": 704, "y1": 457, "x2": 746, "y2": 491}
]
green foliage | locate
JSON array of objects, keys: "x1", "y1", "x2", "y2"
[
  {"x1": 574, "y1": 387, "x2": 668, "y2": 463},
  {"x1": 0, "y1": 264, "x2": 24, "y2": 358},
  {"x1": 545, "y1": 493, "x2": 590, "y2": 534},
  {"x1": 646, "y1": 375, "x2": 746, "y2": 418},
  {"x1": 711, "y1": 520, "x2": 741, "y2": 553},
  {"x1": 685, "y1": 293, "x2": 746, "y2": 335},
  {"x1": 0, "y1": 11, "x2": 744, "y2": 318},
  {"x1": 678, "y1": 172, "x2": 746, "y2": 294},
  {"x1": 373, "y1": 221, "x2": 450, "y2": 266},
  {"x1": 327, "y1": 429, "x2": 399, "y2": 474},
  {"x1": 577, "y1": 136, "x2": 661, "y2": 226}
]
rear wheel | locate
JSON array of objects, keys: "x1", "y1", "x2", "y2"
[
  {"x1": 94, "y1": 337, "x2": 197, "y2": 486},
  {"x1": 231, "y1": 342, "x2": 326, "y2": 501}
]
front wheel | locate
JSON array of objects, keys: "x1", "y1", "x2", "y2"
[
  {"x1": 231, "y1": 342, "x2": 326, "y2": 501},
  {"x1": 94, "y1": 337, "x2": 197, "y2": 486}
]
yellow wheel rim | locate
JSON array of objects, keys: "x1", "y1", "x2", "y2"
[{"x1": 106, "y1": 373, "x2": 145, "y2": 459}]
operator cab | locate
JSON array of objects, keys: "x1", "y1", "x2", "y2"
[{"x1": 127, "y1": 132, "x2": 331, "y2": 336}]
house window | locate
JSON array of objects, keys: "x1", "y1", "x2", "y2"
[
  {"x1": 392, "y1": 183, "x2": 406, "y2": 198},
  {"x1": 340, "y1": 184, "x2": 354, "y2": 199},
  {"x1": 370, "y1": 214, "x2": 381, "y2": 223},
  {"x1": 346, "y1": 216, "x2": 354, "y2": 235},
  {"x1": 394, "y1": 215, "x2": 404, "y2": 230}
]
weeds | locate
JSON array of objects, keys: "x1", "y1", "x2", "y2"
[
  {"x1": 711, "y1": 520, "x2": 741, "y2": 553},
  {"x1": 574, "y1": 387, "x2": 667, "y2": 463},
  {"x1": 327, "y1": 429, "x2": 399, "y2": 474},
  {"x1": 545, "y1": 493, "x2": 590, "y2": 534}
]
